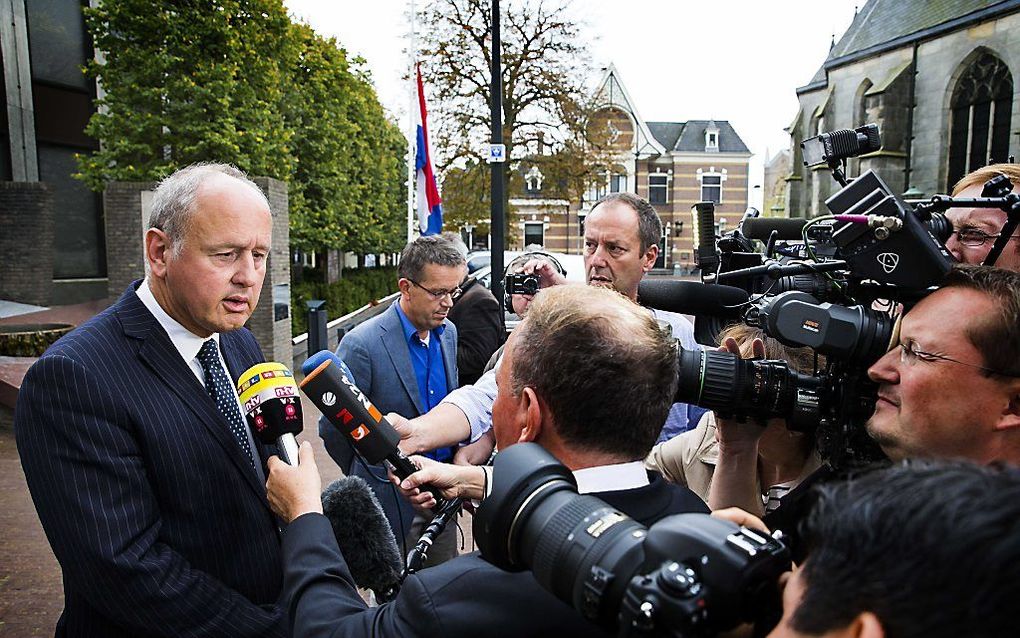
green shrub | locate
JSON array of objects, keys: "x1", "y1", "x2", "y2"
[{"x1": 291, "y1": 267, "x2": 398, "y2": 336}]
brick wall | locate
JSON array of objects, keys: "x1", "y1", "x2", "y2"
[
  {"x1": 103, "y1": 182, "x2": 155, "y2": 298},
  {"x1": 251, "y1": 177, "x2": 292, "y2": 366},
  {"x1": 0, "y1": 181, "x2": 54, "y2": 305}
]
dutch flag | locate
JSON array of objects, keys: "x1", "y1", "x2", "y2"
[{"x1": 415, "y1": 64, "x2": 443, "y2": 235}]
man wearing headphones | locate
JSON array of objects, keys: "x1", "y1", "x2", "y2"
[{"x1": 389, "y1": 192, "x2": 700, "y2": 456}]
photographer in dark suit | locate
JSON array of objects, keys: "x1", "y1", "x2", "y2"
[
  {"x1": 16, "y1": 163, "x2": 288, "y2": 636},
  {"x1": 266, "y1": 284, "x2": 708, "y2": 638}
]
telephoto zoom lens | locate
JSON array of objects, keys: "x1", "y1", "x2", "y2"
[
  {"x1": 675, "y1": 347, "x2": 823, "y2": 431},
  {"x1": 473, "y1": 444, "x2": 648, "y2": 627}
]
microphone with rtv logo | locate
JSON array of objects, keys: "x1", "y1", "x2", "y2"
[
  {"x1": 236, "y1": 362, "x2": 303, "y2": 465},
  {"x1": 298, "y1": 350, "x2": 445, "y2": 509}
]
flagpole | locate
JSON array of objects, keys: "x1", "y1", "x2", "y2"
[{"x1": 406, "y1": 0, "x2": 417, "y2": 243}]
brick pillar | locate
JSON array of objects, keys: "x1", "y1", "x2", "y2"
[
  {"x1": 0, "y1": 181, "x2": 53, "y2": 305},
  {"x1": 251, "y1": 177, "x2": 292, "y2": 366},
  {"x1": 103, "y1": 181, "x2": 156, "y2": 298}
]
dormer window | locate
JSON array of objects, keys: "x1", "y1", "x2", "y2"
[
  {"x1": 525, "y1": 166, "x2": 544, "y2": 192},
  {"x1": 705, "y1": 121, "x2": 720, "y2": 152}
]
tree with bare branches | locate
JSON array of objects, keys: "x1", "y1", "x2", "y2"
[{"x1": 417, "y1": 0, "x2": 611, "y2": 235}]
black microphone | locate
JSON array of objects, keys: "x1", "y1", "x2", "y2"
[
  {"x1": 741, "y1": 217, "x2": 808, "y2": 242},
  {"x1": 639, "y1": 280, "x2": 750, "y2": 318},
  {"x1": 235, "y1": 362, "x2": 302, "y2": 465},
  {"x1": 299, "y1": 350, "x2": 446, "y2": 508},
  {"x1": 321, "y1": 475, "x2": 403, "y2": 598},
  {"x1": 693, "y1": 201, "x2": 720, "y2": 273}
]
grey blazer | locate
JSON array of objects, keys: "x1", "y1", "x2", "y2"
[{"x1": 318, "y1": 301, "x2": 458, "y2": 539}]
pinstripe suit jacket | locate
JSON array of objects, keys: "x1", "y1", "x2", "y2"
[{"x1": 15, "y1": 283, "x2": 288, "y2": 637}]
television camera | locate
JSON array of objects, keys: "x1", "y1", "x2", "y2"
[{"x1": 675, "y1": 124, "x2": 1019, "y2": 468}]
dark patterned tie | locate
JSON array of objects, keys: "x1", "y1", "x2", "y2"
[{"x1": 197, "y1": 339, "x2": 255, "y2": 468}]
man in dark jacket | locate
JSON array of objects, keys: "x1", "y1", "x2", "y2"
[{"x1": 266, "y1": 284, "x2": 708, "y2": 638}]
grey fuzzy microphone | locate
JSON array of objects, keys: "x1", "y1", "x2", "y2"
[{"x1": 321, "y1": 475, "x2": 403, "y2": 596}]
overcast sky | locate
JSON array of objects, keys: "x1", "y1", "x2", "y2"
[{"x1": 285, "y1": 0, "x2": 863, "y2": 207}]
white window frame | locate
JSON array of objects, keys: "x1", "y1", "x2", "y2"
[
  {"x1": 696, "y1": 167, "x2": 727, "y2": 204},
  {"x1": 523, "y1": 221, "x2": 545, "y2": 247},
  {"x1": 648, "y1": 171, "x2": 671, "y2": 204}
]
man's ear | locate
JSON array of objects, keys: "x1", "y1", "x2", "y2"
[
  {"x1": 145, "y1": 228, "x2": 171, "y2": 278},
  {"x1": 641, "y1": 243, "x2": 659, "y2": 273},
  {"x1": 517, "y1": 387, "x2": 544, "y2": 444},
  {"x1": 397, "y1": 278, "x2": 412, "y2": 296},
  {"x1": 994, "y1": 380, "x2": 1020, "y2": 432},
  {"x1": 847, "y1": 612, "x2": 884, "y2": 638}
]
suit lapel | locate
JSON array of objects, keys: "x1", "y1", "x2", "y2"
[
  {"x1": 380, "y1": 303, "x2": 426, "y2": 415},
  {"x1": 117, "y1": 287, "x2": 270, "y2": 502},
  {"x1": 439, "y1": 320, "x2": 458, "y2": 391}
]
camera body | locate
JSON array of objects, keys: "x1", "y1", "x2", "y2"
[
  {"x1": 504, "y1": 272, "x2": 540, "y2": 296},
  {"x1": 474, "y1": 443, "x2": 791, "y2": 637}
]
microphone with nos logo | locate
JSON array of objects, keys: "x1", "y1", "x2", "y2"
[
  {"x1": 299, "y1": 350, "x2": 443, "y2": 505},
  {"x1": 236, "y1": 362, "x2": 303, "y2": 465}
]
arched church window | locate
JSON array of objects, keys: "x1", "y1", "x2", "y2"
[{"x1": 947, "y1": 52, "x2": 1013, "y2": 190}]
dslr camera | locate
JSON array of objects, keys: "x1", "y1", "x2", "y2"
[{"x1": 474, "y1": 443, "x2": 791, "y2": 637}]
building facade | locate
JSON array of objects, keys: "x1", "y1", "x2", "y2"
[
  {"x1": 1, "y1": 0, "x2": 106, "y2": 303},
  {"x1": 786, "y1": 0, "x2": 1019, "y2": 218},
  {"x1": 508, "y1": 65, "x2": 752, "y2": 272}
]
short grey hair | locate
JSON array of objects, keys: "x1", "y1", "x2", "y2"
[
  {"x1": 398, "y1": 235, "x2": 467, "y2": 281},
  {"x1": 440, "y1": 231, "x2": 469, "y2": 259},
  {"x1": 591, "y1": 192, "x2": 662, "y2": 253},
  {"x1": 148, "y1": 162, "x2": 269, "y2": 256}
]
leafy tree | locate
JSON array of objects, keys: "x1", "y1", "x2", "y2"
[{"x1": 79, "y1": 0, "x2": 294, "y2": 188}]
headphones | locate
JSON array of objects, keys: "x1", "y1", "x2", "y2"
[{"x1": 502, "y1": 251, "x2": 567, "y2": 314}]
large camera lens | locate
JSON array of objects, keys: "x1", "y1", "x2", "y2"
[
  {"x1": 474, "y1": 444, "x2": 647, "y2": 627},
  {"x1": 475, "y1": 443, "x2": 793, "y2": 635},
  {"x1": 675, "y1": 347, "x2": 822, "y2": 431}
]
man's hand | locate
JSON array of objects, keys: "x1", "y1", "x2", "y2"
[
  {"x1": 714, "y1": 336, "x2": 768, "y2": 449},
  {"x1": 387, "y1": 412, "x2": 426, "y2": 456},
  {"x1": 711, "y1": 507, "x2": 770, "y2": 534},
  {"x1": 524, "y1": 258, "x2": 568, "y2": 289},
  {"x1": 266, "y1": 441, "x2": 322, "y2": 524},
  {"x1": 391, "y1": 456, "x2": 485, "y2": 511}
]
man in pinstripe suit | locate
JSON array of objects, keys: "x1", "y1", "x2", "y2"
[{"x1": 16, "y1": 163, "x2": 289, "y2": 637}]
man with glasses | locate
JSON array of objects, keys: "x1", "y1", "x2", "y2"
[
  {"x1": 866, "y1": 265, "x2": 1020, "y2": 464},
  {"x1": 945, "y1": 163, "x2": 1020, "y2": 272},
  {"x1": 319, "y1": 234, "x2": 466, "y2": 565}
]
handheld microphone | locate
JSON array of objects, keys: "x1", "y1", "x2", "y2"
[
  {"x1": 639, "y1": 280, "x2": 750, "y2": 318},
  {"x1": 236, "y1": 362, "x2": 302, "y2": 465},
  {"x1": 321, "y1": 475, "x2": 403, "y2": 599},
  {"x1": 692, "y1": 201, "x2": 721, "y2": 275},
  {"x1": 741, "y1": 217, "x2": 808, "y2": 242},
  {"x1": 298, "y1": 350, "x2": 446, "y2": 508}
]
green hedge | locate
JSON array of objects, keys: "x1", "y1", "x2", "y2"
[{"x1": 291, "y1": 267, "x2": 398, "y2": 336}]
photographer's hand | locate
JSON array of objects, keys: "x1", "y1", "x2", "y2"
[
  {"x1": 525, "y1": 259, "x2": 568, "y2": 289},
  {"x1": 709, "y1": 337, "x2": 768, "y2": 516}
]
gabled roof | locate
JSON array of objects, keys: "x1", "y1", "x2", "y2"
[
  {"x1": 592, "y1": 64, "x2": 667, "y2": 157},
  {"x1": 801, "y1": 0, "x2": 1019, "y2": 90},
  {"x1": 646, "y1": 120, "x2": 750, "y2": 154}
]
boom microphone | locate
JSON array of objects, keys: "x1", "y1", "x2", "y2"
[
  {"x1": 321, "y1": 475, "x2": 403, "y2": 598},
  {"x1": 298, "y1": 350, "x2": 446, "y2": 508},
  {"x1": 236, "y1": 362, "x2": 302, "y2": 465},
  {"x1": 639, "y1": 280, "x2": 750, "y2": 318},
  {"x1": 741, "y1": 217, "x2": 808, "y2": 242}
]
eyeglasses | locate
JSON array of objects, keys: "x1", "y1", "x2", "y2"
[
  {"x1": 408, "y1": 279, "x2": 462, "y2": 301},
  {"x1": 951, "y1": 227, "x2": 1020, "y2": 247},
  {"x1": 897, "y1": 339, "x2": 1008, "y2": 376}
]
